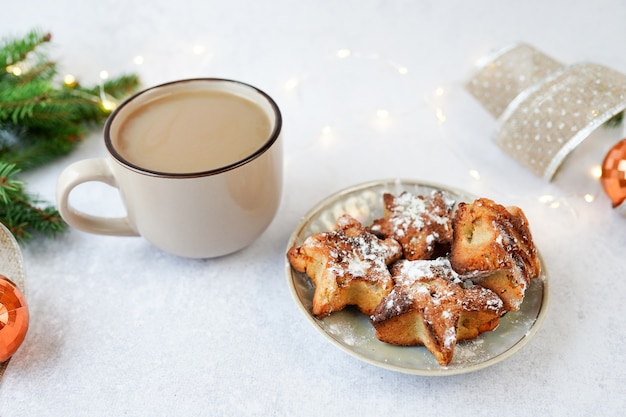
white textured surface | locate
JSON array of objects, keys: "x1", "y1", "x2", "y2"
[{"x1": 2, "y1": 0, "x2": 626, "y2": 415}]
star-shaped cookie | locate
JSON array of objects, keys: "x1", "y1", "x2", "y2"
[
  {"x1": 371, "y1": 258, "x2": 504, "y2": 366},
  {"x1": 369, "y1": 191, "x2": 455, "y2": 260},
  {"x1": 450, "y1": 198, "x2": 541, "y2": 311},
  {"x1": 287, "y1": 214, "x2": 403, "y2": 318}
]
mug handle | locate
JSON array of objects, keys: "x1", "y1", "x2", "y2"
[{"x1": 56, "y1": 158, "x2": 139, "y2": 236}]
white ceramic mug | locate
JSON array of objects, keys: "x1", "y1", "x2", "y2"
[{"x1": 56, "y1": 78, "x2": 283, "y2": 258}]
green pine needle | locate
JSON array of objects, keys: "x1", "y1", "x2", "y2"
[
  {"x1": 0, "y1": 30, "x2": 51, "y2": 68},
  {"x1": 0, "y1": 29, "x2": 140, "y2": 241},
  {"x1": 0, "y1": 162, "x2": 23, "y2": 204}
]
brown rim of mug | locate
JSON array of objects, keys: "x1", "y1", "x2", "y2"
[{"x1": 103, "y1": 78, "x2": 283, "y2": 178}]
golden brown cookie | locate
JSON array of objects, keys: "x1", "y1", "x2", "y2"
[
  {"x1": 369, "y1": 191, "x2": 455, "y2": 260},
  {"x1": 449, "y1": 198, "x2": 541, "y2": 311},
  {"x1": 287, "y1": 214, "x2": 403, "y2": 318},
  {"x1": 371, "y1": 258, "x2": 504, "y2": 366}
]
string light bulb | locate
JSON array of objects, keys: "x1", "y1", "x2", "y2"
[
  {"x1": 583, "y1": 194, "x2": 595, "y2": 203},
  {"x1": 285, "y1": 78, "x2": 300, "y2": 90},
  {"x1": 63, "y1": 74, "x2": 77, "y2": 87},
  {"x1": 100, "y1": 99, "x2": 116, "y2": 112},
  {"x1": 97, "y1": 70, "x2": 115, "y2": 111},
  {"x1": 538, "y1": 194, "x2": 561, "y2": 208},
  {"x1": 436, "y1": 108, "x2": 446, "y2": 123},
  {"x1": 6, "y1": 65, "x2": 21, "y2": 76},
  {"x1": 192, "y1": 44, "x2": 205, "y2": 55},
  {"x1": 319, "y1": 125, "x2": 336, "y2": 148},
  {"x1": 336, "y1": 49, "x2": 351, "y2": 58},
  {"x1": 538, "y1": 195, "x2": 554, "y2": 204},
  {"x1": 590, "y1": 165, "x2": 602, "y2": 179},
  {"x1": 376, "y1": 109, "x2": 390, "y2": 118}
]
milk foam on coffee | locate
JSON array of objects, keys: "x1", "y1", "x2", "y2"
[{"x1": 115, "y1": 90, "x2": 272, "y2": 173}]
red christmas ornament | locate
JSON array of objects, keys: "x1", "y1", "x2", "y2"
[
  {"x1": 601, "y1": 138, "x2": 626, "y2": 208},
  {"x1": 0, "y1": 274, "x2": 29, "y2": 362}
]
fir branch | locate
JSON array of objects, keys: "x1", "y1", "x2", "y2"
[
  {"x1": 0, "y1": 194, "x2": 66, "y2": 241},
  {"x1": 0, "y1": 78, "x2": 54, "y2": 124},
  {"x1": 0, "y1": 61, "x2": 140, "y2": 170},
  {"x1": 0, "y1": 130, "x2": 81, "y2": 170},
  {"x1": 0, "y1": 29, "x2": 140, "y2": 241},
  {"x1": 103, "y1": 74, "x2": 141, "y2": 97},
  {"x1": 0, "y1": 29, "x2": 51, "y2": 67},
  {"x1": 0, "y1": 162, "x2": 23, "y2": 204},
  {"x1": 0, "y1": 75, "x2": 140, "y2": 130},
  {"x1": 19, "y1": 60, "x2": 56, "y2": 85},
  {"x1": 0, "y1": 161, "x2": 64, "y2": 241}
]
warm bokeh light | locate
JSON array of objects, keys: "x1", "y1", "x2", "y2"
[
  {"x1": 590, "y1": 165, "x2": 602, "y2": 179},
  {"x1": 436, "y1": 108, "x2": 446, "y2": 123},
  {"x1": 192, "y1": 44, "x2": 205, "y2": 55},
  {"x1": 285, "y1": 78, "x2": 300, "y2": 90},
  {"x1": 319, "y1": 125, "x2": 336, "y2": 148},
  {"x1": 101, "y1": 99, "x2": 116, "y2": 111},
  {"x1": 538, "y1": 195, "x2": 561, "y2": 208},
  {"x1": 6, "y1": 65, "x2": 21, "y2": 76},
  {"x1": 337, "y1": 48, "x2": 351, "y2": 58},
  {"x1": 63, "y1": 74, "x2": 77, "y2": 87},
  {"x1": 468, "y1": 169, "x2": 481, "y2": 180},
  {"x1": 376, "y1": 109, "x2": 390, "y2": 118},
  {"x1": 538, "y1": 195, "x2": 554, "y2": 204}
]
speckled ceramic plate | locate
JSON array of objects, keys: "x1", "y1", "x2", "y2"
[{"x1": 285, "y1": 179, "x2": 549, "y2": 376}]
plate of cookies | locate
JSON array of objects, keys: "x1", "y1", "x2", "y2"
[{"x1": 285, "y1": 179, "x2": 549, "y2": 376}]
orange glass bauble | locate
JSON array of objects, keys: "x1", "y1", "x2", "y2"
[
  {"x1": 601, "y1": 138, "x2": 626, "y2": 208},
  {"x1": 0, "y1": 274, "x2": 29, "y2": 362}
]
